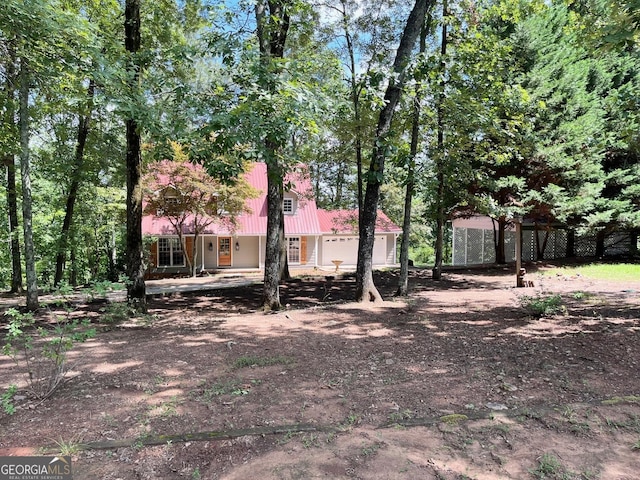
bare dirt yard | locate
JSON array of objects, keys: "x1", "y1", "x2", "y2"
[{"x1": 1, "y1": 265, "x2": 640, "y2": 479}]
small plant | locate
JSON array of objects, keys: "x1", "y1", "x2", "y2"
[
  {"x1": 361, "y1": 442, "x2": 382, "y2": 457},
  {"x1": 99, "y1": 302, "x2": 132, "y2": 327},
  {"x1": 232, "y1": 355, "x2": 293, "y2": 369},
  {"x1": 529, "y1": 453, "x2": 576, "y2": 479},
  {"x1": 53, "y1": 437, "x2": 84, "y2": 456},
  {"x1": 520, "y1": 294, "x2": 565, "y2": 317},
  {"x1": 2, "y1": 306, "x2": 96, "y2": 400},
  {"x1": 301, "y1": 433, "x2": 320, "y2": 448},
  {"x1": 388, "y1": 409, "x2": 413, "y2": 423},
  {"x1": 571, "y1": 291, "x2": 593, "y2": 300},
  {"x1": 632, "y1": 439, "x2": 640, "y2": 450},
  {"x1": 198, "y1": 379, "x2": 249, "y2": 402},
  {"x1": 1, "y1": 384, "x2": 18, "y2": 415}
]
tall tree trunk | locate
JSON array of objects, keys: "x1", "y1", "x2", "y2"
[
  {"x1": 54, "y1": 79, "x2": 95, "y2": 286},
  {"x1": 256, "y1": 0, "x2": 290, "y2": 310},
  {"x1": 432, "y1": 0, "x2": 448, "y2": 281},
  {"x1": 397, "y1": 15, "x2": 430, "y2": 296},
  {"x1": 3, "y1": 40, "x2": 23, "y2": 293},
  {"x1": 18, "y1": 56, "x2": 38, "y2": 310},
  {"x1": 493, "y1": 217, "x2": 507, "y2": 264},
  {"x1": 125, "y1": 0, "x2": 146, "y2": 311},
  {"x1": 356, "y1": 0, "x2": 432, "y2": 302},
  {"x1": 263, "y1": 160, "x2": 283, "y2": 310}
]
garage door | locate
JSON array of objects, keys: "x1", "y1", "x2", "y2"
[{"x1": 322, "y1": 236, "x2": 387, "y2": 265}]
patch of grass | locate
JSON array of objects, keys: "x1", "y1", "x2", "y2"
[
  {"x1": 301, "y1": 433, "x2": 320, "y2": 448},
  {"x1": 198, "y1": 379, "x2": 250, "y2": 402},
  {"x1": 520, "y1": 294, "x2": 566, "y2": 317},
  {"x1": 388, "y1": 409, "x2": 413, "y2": 423},
  {"x1": 529, "y1": 453, "x2": 576, "y2": 479},
  {"x1": 150, "y1": 396, "x2": 181, "y2": 418},
  {"x1": 361, "y1": 441, "x2": 382, "y2": 457},
  {"x1": 571, "y1": 291, "x2": 594, "y2": 300},
  {"x1": 604, "y1": 414, "x2": 640, "y2": 432},
  {"x1": 439, "y1": 413, "x2": 469, "y2": 424},
  {"x1": 601, "y1": 395, "x2": 640, "y2": 405},
  {"x1": 545, "y1": 263, "x2": 640, "y2": 282},
  {"x1": 52, "y1": 437, "x2": 84, "y2": 456},
  {"x1": 232, "y1": 355, "x2": 294, "y2": 369},
  {"x1": 632, "y1": 439, "x2": 640, "y2": 450}
]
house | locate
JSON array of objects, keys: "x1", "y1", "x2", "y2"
[{"x1": 142, "y1": 163, "x2": 401, "y2": 277}]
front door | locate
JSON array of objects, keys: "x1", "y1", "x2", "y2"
[{"x1": 218, "y1": 237, "x2": 232, "y2": 267}]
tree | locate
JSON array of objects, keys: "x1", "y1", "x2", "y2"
[
  {"x1": 124, "y1": 0, "x2": 146, "y2": 311},
  {"x1": 253, "y1": 0, "x2": 292, "y2": 310},
  {"x1": 1, "y1": 39, "x2": 23, "y2": 293},
  {"x1": 397, "y1": 15, "x2": 430, "y2": 295},
  {"x1": 18, "y1": 54, "x2": 38, "y2": 310},
  {"x1": 143, "y1": 147, "x2": 256, "y2": 277},
  {"x1": 356, "y1": 0, "x2": 433, "y2": 303}
]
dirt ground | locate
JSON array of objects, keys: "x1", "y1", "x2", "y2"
[{"x1": 1, "y1": 265, "x2": 639, "y2": 479}]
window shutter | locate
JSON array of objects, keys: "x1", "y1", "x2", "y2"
[
  {"x1": 300, "y1": 236, "x2": 307, "y2": 265},
  {"x1": 186, "y1": 237, "x2": 194, "y2": 263},
  {"x1": 150, "y1": 241, "x2": 158, "y2": 267}
]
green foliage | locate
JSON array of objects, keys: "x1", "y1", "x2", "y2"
[
  {"x1": 2, "y1": 306, "x2": 96, "y2": 400},
  {"x1": 528, "y1": 452, "x2": 582, "y2": 479},
  {"x1": 546, "y1": 263, "x2": 640, "y2": 281},
  {"x1": 520, "y1": 294, "x2": 565, "y2": 317},
  {"x1": 409, "y1": 244, "x2": 434, "y2": 265},
  {"x1": 1, "y1": 385, "x2": 18, "y2": 416}
]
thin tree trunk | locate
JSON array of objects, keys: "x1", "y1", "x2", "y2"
[
  {"x1": 344, "y1": 1, "x2": 364, "y2": 225},
  {"x1": 3, "y1": 40, "x2": 23, "y2": 293},
  {"x1": 125, "y1": 0, "x2": 146, "y2": 311},
  {"x1": 356, "y1": 0, "x2": 432, "y2": 302},
  {"x1": 54, "y1": 79, "x2": 95, "y2": 286},
  {"x1": 18, "y1": 56, "x2": 38, "y2": 310},
  {"x1": 432, "y1": 0, "x2": 448, "y2": 281},
  {"x1": 397, "y1": 16, "x2": 430, "y2": 296}
]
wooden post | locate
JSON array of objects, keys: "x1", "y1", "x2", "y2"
[{"x1": 515, "y1": 218, "x2": 523, "y2": 288}]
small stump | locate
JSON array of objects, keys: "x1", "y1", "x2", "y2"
[{"x1": 331, "y1": 260, "x2": 343, "y2": 272}]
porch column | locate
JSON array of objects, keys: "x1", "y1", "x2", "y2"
[{"x1": 201, "y1": 236, "x2": 205, "y2": 272}]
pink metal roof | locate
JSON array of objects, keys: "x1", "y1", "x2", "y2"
[
  {"x1": 142, "y1": 162, "x2": 323, "y2": 236},
  {"x1": 317, "y1": 209, "x2": 402, "y2": 234}
]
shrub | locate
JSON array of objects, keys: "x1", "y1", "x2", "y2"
[
  {"x1": 2, "y1": 306, "x2": 96, "y2": 400},
  {"x1": 520, "y1": 294, "x2": 565, "y2": 318}
]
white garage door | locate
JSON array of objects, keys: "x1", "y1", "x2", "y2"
[{"x1": 322, "y1": 236, "x2": 387, "y2": 265}]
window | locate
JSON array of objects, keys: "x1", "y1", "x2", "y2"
[
  {"x1": 283, "y1": 197, "x2": 294, "y2": 214},
  {"x1": 288, "y1": 237, "x2": 300, "y2": 264},
  {"x1": 158, "y1": 238, "x2": 184, "y2": 267}
]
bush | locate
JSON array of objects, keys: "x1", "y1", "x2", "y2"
[
  {"x1": 2, "y1": 306, "x2": 96, "y2": 400},
  {"x1": 520, "y1": 294, "x2": 565, "y2": 318}
]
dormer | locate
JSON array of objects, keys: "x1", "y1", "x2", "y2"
[{"x1": 283, "y1": 193, "x2": 297, "y2": 215}]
